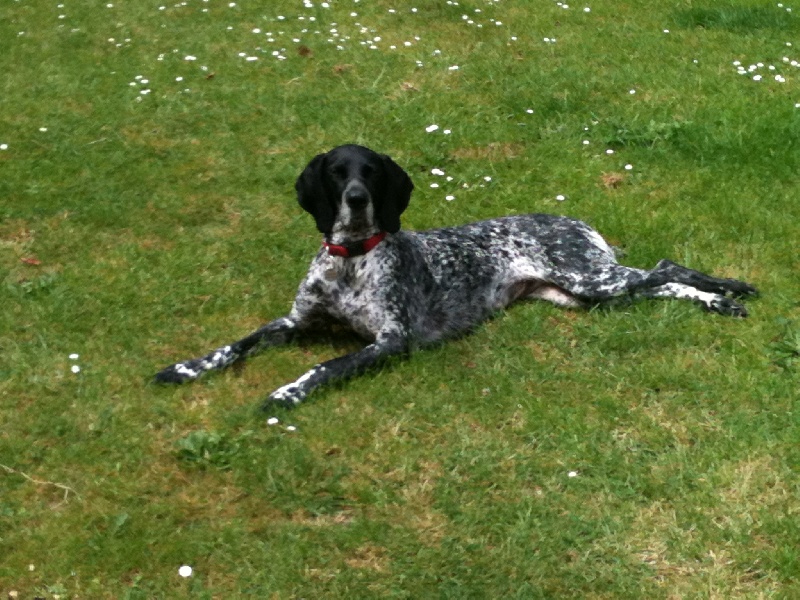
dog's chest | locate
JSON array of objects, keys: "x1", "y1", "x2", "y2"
[{"x1": 310, "y1": 253, "x2": 395, "y2": 337}]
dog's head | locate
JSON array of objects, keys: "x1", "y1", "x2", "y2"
[{"x1": 295, "y1": 144, "x2": 414, "y2": 237}]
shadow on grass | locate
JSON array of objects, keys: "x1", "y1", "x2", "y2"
[
  {"x1": 592, "y1": 112, "x2": 800, "y2": 179},
  {"x1": 673, "y1": 6, "x2": 799, "y2": 31}
]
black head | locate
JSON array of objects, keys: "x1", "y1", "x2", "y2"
[{"x1": 295, "y1": 144, "x2": 414, "y2": 236}]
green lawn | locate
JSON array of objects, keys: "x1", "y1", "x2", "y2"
[{"x1": 1, "y1": 0, "x2": 799, "y2": 597}]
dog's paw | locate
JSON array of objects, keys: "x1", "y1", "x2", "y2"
[
  {"x1": 725, "y1": 280, "x2": 759, "y2": 298},
  {"x1": 708, "y1": 296, "x2": 748, "y2": 318},
  {"x1": 262, "y1": 383, "x2": 306, "y2": 410},
  {"x1": 153, "y1": 362, "x2": 201, "y2": 384}
]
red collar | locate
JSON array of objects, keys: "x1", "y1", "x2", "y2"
[{"x1": 323, "y1": 231, "x2": 388, "y2": 258}]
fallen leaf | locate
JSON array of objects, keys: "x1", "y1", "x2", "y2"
[{"x1": 600, "y1": 172, "x2": 625, "y2": 189}]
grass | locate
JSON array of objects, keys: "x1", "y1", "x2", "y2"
[{"x1": 1, "y1": 0, "x2": 799, "y2": 597}]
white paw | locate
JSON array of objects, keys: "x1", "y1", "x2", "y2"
[
  {"x1": 154, "y1": 362, "x2": 200, "y2": 384},
  {"x1": 708, "y1": 296, "x2": 748, "y2": 318},
  {"x1": 266, "y1": 383, "x2": 306, "y2": 407}
]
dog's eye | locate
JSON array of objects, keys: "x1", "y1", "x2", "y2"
[
  {"x1": 361, "y1": 164, "x2": 375, "y2": 179},
  {"x1": 330, "y1": 165, "x2": 348, "y2": 179}
]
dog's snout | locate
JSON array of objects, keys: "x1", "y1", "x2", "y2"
[{"x1": 345, "y1": 186, "x2": 370, "y2": 208}]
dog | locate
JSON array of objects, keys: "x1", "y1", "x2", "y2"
[{"x1": 154, "y1": 144, "x2": 757, "y2": 407}]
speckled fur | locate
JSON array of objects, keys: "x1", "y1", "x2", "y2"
[{"x1": 154, "y1": 144, "x2": 757, "y2": 408}]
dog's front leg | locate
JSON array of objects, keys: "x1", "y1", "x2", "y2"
[
  {"x1": 264, "y1": 331, "x2": 408, "y2": 409},
  {"x1": 153, "y1": 316, "x2": 299, "y2": 384}
]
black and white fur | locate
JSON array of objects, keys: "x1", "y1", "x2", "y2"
[{"x1": 154, "y1": 144, "x2": 757, "y2": 408}]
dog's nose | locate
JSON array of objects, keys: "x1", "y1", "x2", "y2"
[{"x1": 345, "y1": 188, "x2": 370, "y2": 209}]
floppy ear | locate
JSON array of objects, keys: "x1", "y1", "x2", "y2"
[
  {"x1": 295, "y1": 152, "x2": 336, "y2": 234},
  {"x1": 377, "y1": 154, "x2": 414, "y2": 233}
]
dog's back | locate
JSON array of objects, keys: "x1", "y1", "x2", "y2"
[{"x1": 385, "y1": 214, "x2": 612, "y2": 342}]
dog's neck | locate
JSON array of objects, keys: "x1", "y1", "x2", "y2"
[{"x1": 323, "y1": 231, "x2": 387, "y2": 258}]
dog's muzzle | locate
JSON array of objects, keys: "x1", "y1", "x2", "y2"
[{"x1": 343, "y1": 181, "x2": 371, "y2": 210}]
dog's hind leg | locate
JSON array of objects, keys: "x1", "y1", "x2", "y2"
[
  {"x1": 647, "y1": 259, "x2": 758, "y2": 298},
  {"x1": 636, "y1": 282, "x2": 749, "y2": 317},
  {"x1": 550, "y1": 261, "x2": 755, "y2": 317}
]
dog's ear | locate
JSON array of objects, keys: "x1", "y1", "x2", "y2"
[
  {"x1": 296, "y1": 152, "x2": 336, "y2": 234},
  {"x1": 377, "y1": 154, "x2": 414, "y2": 233}
]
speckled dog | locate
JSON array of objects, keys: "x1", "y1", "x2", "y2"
[{"x1": 154, "y1": 144, "x2": 757, "y2": 407}]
